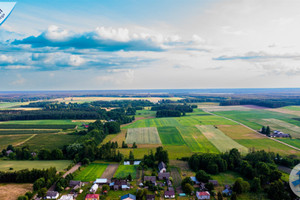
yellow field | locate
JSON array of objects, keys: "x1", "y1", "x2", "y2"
[
  {"x1": 0, "y1": 183, "x2": 32, "y2": 200},
  {"x1": 217, "y1": 125, "x2": 264, "y2": 139}
]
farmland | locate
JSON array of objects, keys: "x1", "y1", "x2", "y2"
[
  {"x1": 0, "y1": 135, "x2": 32, "y2": 150},
  {"x1": 114, "y1": 165, "x2": 137, "y2": 179},
  {"x1": 0, "y1": 129, "x2": 59, "y2": 135},
  {"x1": 74, "y1": 163, "x2": 108, "y2": 182},
  {"x1": 126, "y1": 127, "x2": 161, "y2": 144},
  {"x1": 196, "y1": 125, "x2": 248, "y2": 153},
  {"x1": 157, "y1": 126, "x2": 185, "y2": 145},
  {"x1": 0, "y1": 183, "x2": 32, "y2": 200},
  {"x1": 0, "y1": 160, "x2": 71, "y2": 171}
]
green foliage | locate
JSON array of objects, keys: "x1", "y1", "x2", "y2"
[
  {"x1": 196, "y1": 170, "x2": 211, "y2": 183},
  {"x1": 181, "y1": 177, "x2": 193, "y2": 194},
  {"x1": 17, "y1": 196, "x2": 28, "y2": 200},
  {"x1": 251, "y1": 177, "x2": 261, "y2": 192}
]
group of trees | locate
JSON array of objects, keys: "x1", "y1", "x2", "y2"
[
  {"x1": 219, "y1": 98, "x2": 300, "y2": 108},
  {"x1": 152, "y1": 104, "x2": 194, "y2": 118},
  {"x1": 139, "y1": 147, "x2": 169, "y2": 169},
  {"x1": 260, "y1": 126, "x2": 271, "y2": 136},
  {"x1": 188, "y1": 149, "x2": 295, "y2": 199}
]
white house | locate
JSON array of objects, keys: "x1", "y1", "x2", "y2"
[
  {"x1": 196, "y1": 191, "x2": 210, "y2": 200},
  {"x1": 94, "y1": 178, "x2": 108, "y2": 185},
  {"x1": 59, "y1": 195, "x2": 74, "y2": 200},
  {"x1": 45, "y1": 191, "x2": 59, "y2": 199},
  {"x1": 164, "y1": 191, "x2": 175, "y2": 199},
  {"x1": 134, "y1": 161, "x2": 141, "y2": 165},
  {"x1": 158, "y1": 162, "x2": 167, "y2": 173},
  {"x1": 124, "y1": 161, "x2": 130, "y2": 165},
  {"x1": 90, "y1": 183, "x2": 99, "y2": 193}
]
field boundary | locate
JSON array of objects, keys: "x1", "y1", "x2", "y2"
[
  {"x1": 15, "y1": 134, "x2": 36, "y2": 146},
  {"x1": 205, "y1": 110, "x2": 300, "y2": 152}
]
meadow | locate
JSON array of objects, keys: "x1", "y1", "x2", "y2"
[
  {"x1": 126, "y1": 127, "x2": 161, "y2": 144},
  {"x1": 0, "y1": 129, "x2": 59, "y2": 135},
  {"x1": 0, "y1": 135, "x2": 32, "y2": 150},
  {"x1": 277, "y1": 138, "x2": 300, "y2": 149},
  {"x1": 196, "y1": 125, "x2": 248, "y2": 153},
  {"x1": 74, "y1": 163, "x2": 108, "y2": 182},
  {"x1": 0, "y1": 160, "x2": 71, "y2": 171},
  {"x1": 114, "y1": 165, "x2": 137, "y2": 179}
]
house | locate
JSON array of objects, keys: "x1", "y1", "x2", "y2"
[
  {"x1": 85, "y1": 194, "x2": 99, "y2": 200},
  {"x1": 90, "y1": 184, "x2": 98, "y2": 193},
  {"x1": 158, "y1": 162, "x2": 167, "y2": 173},
  {"x1": 6, "y1": 150, "x2": 13, "y2": 156},
  {"x1": 134, "y1": 161, "x2": 141, "y2": 165},
  {"x1": 146, "y1": 195, "x2": 155, "y2": 200},
  {"x1": 208, "y1": 180, "x2": 218, "y2": 186},
  {"x1": 190, "y1": 177, "x2": 200, "y2": 184},
  {"x1": 168, "y1": 187, "x2": 174, "y2": 191},
  {"x1": 196, "y1": 191, "x2": 210, "y2": 200},
  {"x1": 158, "y1": 172, "x2": 170, "y2": 180},
  {"x1": 59, "y1": 195, "x2": 74, "y2": 200},
  {"x1": 222, "y1": 188, "x2": 232, "y2": 196},
  {"x1": 94, "y1": 178, "x2": 108, "y2": 185},
  {"x1": 45, "y1": 191, "x2": 59, "y2": 199},
  {"x1": 144, "y1": 176, "x2": 156, "y2": 185},
  {"x1": 167, "y1": 180, "x2": 172, "y2": 187},
  {"x1": 110, "y1": 180, "x2": 129, "y2": 190},
  {"x1": 69, "y1": 180, "x2": 82, "y2": 188},
  {"x1": 121, "y1": 194, "x2": 136, "y2": 200},
  {"x1": 124, "y1": 161, "x2": 130, "y2": 165},
  {"x1": 164, "y1": 190, "x2": 175, "y2": 199}
]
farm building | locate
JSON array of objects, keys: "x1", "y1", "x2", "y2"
[
  {"x1": 164, "y1": 190, "x2": 175, "y2": 199},
  {"x1": 94, "y1": 178, "x2": 108, "y2": 185},
  {"x1": 110, "y1": 179, "x2": 130, "y2": 190},
  {"x1": 134, "y1": 161, "x2": 141, "y2": 165},
  {"x1": 158, "y1": 162, "x2": 167, "y2": 173},
  {"x1": 124, "y1": 161, "x2": 130, "y2": 165},
  {"x1": 158, "y1": 172, "x2": 170, "y2": 180},
  {"x1": 208, "y1": 180, "x2": 218, "y2": 186},
  {"x1": 271, "y1": 130, "x2": 290, "y2": 138},
  {"x1": 146, "y1": 195, "x2": 155, "y2": 200},
  {"x1": 90, "y1": 184, "x2": 98, "y2": 193},
  {"x1": 85, "y1": 194, "x2": 100, "y2": 200},
  {"x1": 59, "y1": 194, "x2": 74, "y2": 200},
  {"x1": 144, "y1": 176, "x2": 156, "y2": 185},
  {"x1": 121, "y1": 194, "x2": 136, "y2": 200},
  {"x1": 45, "y1": 191, "x2": 59, "y2": 199},
  {"x1": 196, "y1": 191, "x2": 210, "y2": 200},
  {"x1": 190, "y1": 177, "x2": 200, "y2": 184},
  {"x1": 69, "y1": 180, "x2": 82, "y2": 188}
]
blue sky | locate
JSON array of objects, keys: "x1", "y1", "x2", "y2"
[{"x1": 1, "y1": 0, "x2": 300, "y2": 90}]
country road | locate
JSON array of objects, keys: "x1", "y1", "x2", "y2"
[{"x1": 203, "y1": 109, "x2": 300, "y2": 152}]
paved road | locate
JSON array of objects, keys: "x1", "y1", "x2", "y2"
[{"x1": 203, "y1": 109, "x2": 300, "y2": 152}]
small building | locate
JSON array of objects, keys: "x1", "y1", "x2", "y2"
[
  {"x1": 158, "y1": 162, "x2": 167, "y2": 173},
  {"x1": 6, "y1": 150, "x2": 13, "y2": 156},
  {"x1": 196, "y1": 191, "x2": 210, "y2": 200},
  {"x1": 59, "y1": 195, "x2": 74, "y2": 200},
  {"x1": 146, "y1": 195, "x2": 155, "y2": 200},
  {"x1": 164, "y1": 190, "x2": 175, "y2": 199},
  {"x1": 90, "y1": 184, "x2": 98, "y2": 193},
  {"x1": 110, "y1": 180, "x2": 129, "y2": 190},
  {"x1": 144, "y1": 176, "x2": 156, "y2": 185},
  {"x1": 222, "y1": 188, "x2": 232, "y2": 196},
  {"x1": 167, "y1": 180, "x2": 172, "y2": 187},
  {"x1": 69, "y1": 180, "x2": 82, "y2": 188},
  {"x1": 124, "y1": 161, "x2": 130, "y2": 165},
  {"x1": 85, "y1": 194, "x2": 100, "y2": 200},
  {"x1": 121, "y1": 194, "x2": 136, "y2": 200},
  {"x1": 134, "y1": 161, "x2": 141, "y2": 165},
  {"x1": 94, "y1": 178, "x2": 108, "y2": 185},
  {"x1": 158, "y1": 172, "x2": 170, "y2": 180},
  {"x1": 45, "y1": 191, "x2": 59, "y2": 199},
  {"x1": 208, "y1": 180, "x2": 218, "y2": 186},
  {"x1": 190, "y1": 177, "x2": 200, "y2": 184}
]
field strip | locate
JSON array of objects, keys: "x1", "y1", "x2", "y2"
[
  {"x1": 126, "y1": 127, "x2": 161, "y2": 144},
  {"x1": 101, "y1": 164, "x2": 119, "y2": 179},
  {"x1": 263, "y1": 118, "x2": 300, "y2": 136},
  {"x1": 196, "y1": 125, "x2": 248, "y2": 153},
  {"x1": 15, "y1": 134, "x2": 37, "y2": 146},
  {"x1": 205, "y1": 110, "x2": 300, "y2": 152}
]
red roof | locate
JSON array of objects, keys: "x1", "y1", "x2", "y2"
[
  {"x1": 198, "y1": 192, "x2": 210, "y2": 196},
  {"x1": 86, "y1": 194, "x2": 100, "y2": 198}
]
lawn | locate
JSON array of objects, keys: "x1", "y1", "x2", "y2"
[
  {"x1": 20, "y1": 133, "x2": 81, "y2": 150},
  {"x1": 158, "y1": 126, "x2": 186, "y2": 145},
  {"x1": 0, "y1": 160, "x2": 71, "y2": 171},
  {"x1": 196, "y1": 125, "x2": 248, "y2": 153},
  {"x1": 74, "y1": 163, "x2": 108, "y2": 182},
  {"x1": 211, "y1": 171, "x2": 241, "y2": 186},
  {"x1": 114, "y1": 165, "x2": 137, "y2": 179},
  {"x1": 126, "y1": 127, "x2": 161, "y2": 144},
  {"x1": 0, "y1": 134, "x2": 33, "y2": 150}
]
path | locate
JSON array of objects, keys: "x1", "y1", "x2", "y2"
[
  {"x1": 63, "y1": 162, "x2": 82, "y2": 178},
  {"x1": 203, "y1": 109, "x2": 300, "y2": 152},
  {"x1": 15, "y1": 134, "x2": 36, "y2": 146},
  {"x1": 101, "y1": 164, "x2": 119, "y2": 180}
]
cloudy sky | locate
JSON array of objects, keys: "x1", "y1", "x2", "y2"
[{"x1": 1, "y1": 0, "x2": 300, "y2": 90}]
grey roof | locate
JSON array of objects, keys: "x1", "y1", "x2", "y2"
[
  {"x1": 158, "y1": 162, "x2": 166, "y2": 171},
  {"x1": 144, "y1": 176, "x2": 156, "y2": 182},
  {"x1": 164, "y1": 190, "x2": 175, "y2": 196},
  {"x1": 158, "y1": 172, "x2": 170, "y2": 179},
  {"x1": 121, "y1": 194, "x2": 136, "y2": 200},
  {"x1": 69, "y1": 180, "x2": 81, "y2": 187},
  {"x1": 46, "y1": 191, "x2": 59, "y2": 197},
  {"x1": 146, "y1": 195, "x2": 155, "y2": 200}
]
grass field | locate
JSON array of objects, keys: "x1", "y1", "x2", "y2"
[
  {"x1": 196, "y1": 125, "x2": 248, "y2": 153},
  {"x1": 0, "y1": 129, "x2": 59, "y2": 135},
  {"x1": 74, "y1": 163, "x2": 108, "y2": 182},
  {"x1": 126, "y1": 127, "x2": 161, "y2": 144},
  {"x1": 0, "y1": 183, "x2": 33, "y2": 200},
  {"x1": 135, "y1": 110, "x2": 156, "y2": 118},
  {"x1": 0, "y1": 134, "x2": 33, "y2": 150},
  {"x1": 283, "y1": 106, "x2": 300, "y2": 111},
  {"x1": 20, "y1": 133, "x2": 81, "y2": 150},
  {"x1": 0, "y1": 120, "x2": 80, "y2": 129},
  {"x1": 0, "y1": 160, "x2": 71, "y2": 171},
  {"x1": 217, "y1": 125, "x2": 263, "y2": 139},
  {"x1": 158, "y1": 126, "x2": 186, "y2": 145},
  {"x1": 259, "y1": 118, "x2": 300, "y2": 138},
  {"x1": 114, "y1": 165, "x2": 137, "y2": 179},
  {"x1": 277, "y1": 138, "x2": 300, "y2": 149}
]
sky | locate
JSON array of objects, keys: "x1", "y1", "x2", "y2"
[{"x1": 1, "y1": 0, "x2": 300, "y2": 90}]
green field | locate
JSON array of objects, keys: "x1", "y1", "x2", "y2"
[
  {"x1": 114, "y1": 165, "x2": 137, "y2": 179},
  {"x1": 0, "y1": 129, "x2": 59, "y2": 135},
  {"x1": 0, "y1": 135, "x2": 32, "y2": 150},
  {"x1": 0, "y1": 160, "x2": 71, "y2": 171},
  {"x1": 126, "y1": 127, "x2": 161, "y2": 144},
  {"x1": 0, "y1": 120, "x2": 80, "y2": 130},
  {"x1": 135, "y1": 110, "x2": 156, "y2": 118},
  {"x1": 158, "y1": 126, "x2": 185, "y2": 145},
  {"x1": 283, "y1": 106, "x2": 300, "y2": 111},
  {"x1": 278, "y1": 138, "x2": 300, "y2": 149},
  {"x1": 196, "y1": 125, "x2": 248, "y2": 153},
  {"x1": 20, "y1": 133, "x2": 81, "y2": 150},
  {"x1": 74, "y1": 163, "x2": 108, "y2": 182}
]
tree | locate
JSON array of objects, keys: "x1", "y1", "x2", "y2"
[
  {"x1": 261, "y1": 126, "x2": 266, "y2": 134},
  {"x1": 205, "y1": 182, "x2": 214, "y2": 192},
  {"x1": 207, "y1": 163, "x2": 219, "y2": 174},
  {"x1": 122, "y1": 141, "x2": 128, "y2": 148},
  {"x1": 181, "y1": 177, "x2": 193, "y2": 193},
  {"x1": 251, "y1": 177, "x2": 261, "y2": 192},
  {"x1": 137, "y1": 189, "x2": 147, "y2": 200},
  {"x1": 38, "y1": 188, "x2": 47, "y2": 198},
  {"x1": 129, "y1": 151, "x2": 134, "y2": 160},
  {"x1": 196, "y1": 170, "x2": 211, "y2": 183},
  {"x1": 102, "y1": 184, "x2": 110, "y2": 193},
  {"x1": 184, "y1": 183, "x2": 194, "y2": 195},
  {"x1": 33, "y1": 177, "x2": 45, "y2": 191},
  {"x1": 232, "y1": 178, "x2": 243, "y2": 194},
  {"x1": 267, "y1": 180, "x2": 289, "y2": 200},
  {"x1": 17, "y1": 196, "x2": 28, "y2": 200},
  {"x1": 231, "y1": 193, "x2": 237, "y2": 200},
  {"x1": 132, "y1": 142, "x2": 137, "y2": 148},
  {"x1": 128, "y1": 174, "x2": 132, "y2": 181},
  {"x1": 266, "y1": 126, "x2": 271, "y2": 136},
  {"x1": 217, "y1": 191, "x2": 223, "y2": 200},
  {"x1": 51, "y1": 149, "x2": 63, "y2": 160}
]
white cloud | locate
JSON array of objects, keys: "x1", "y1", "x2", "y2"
[
  {"x1": 44, "y1": 25, "x2": 71, "y2": 41},
  {"x1": 69, "y1": 55, "x2": 85, "y2": 66}
]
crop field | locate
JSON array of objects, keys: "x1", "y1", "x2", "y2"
[
  {"x1": 202, "y1": 105, "x2": 251, "y2": 112},
  {"x1": 157, "y1": 126, "x2": 185, "y2": 145},
  {"x1": 283, "y1": 106, "x2": 300, "y2": 111},
  {"x1": 0, "y1": 129, "x2": 59, "y2": 135},
  {"x1": 196, "y1": 125, "x2": 248, "y2": 153},
  {"x1": 20, "y1": 133, "x2": 81, "y2": 150},
  {"x1": 0, "y1": 135, "x2": 32, "y2": 150},
  {"x1": 126, "y1": 127, "x2": 161, "y2": 144},
  {"x1": 135, "y1": 110, "x2": 156, "y2": 118},
  {"x1": 177, "y1": 126, "x2": 219, "y2": 153},
  {"x1": 0, "y1": 183, "x2": 33, "y2": 200},
  {"x1": 0, "y1": 124, "x2": 76, "y2": 129},
  {"x1": 217, "y1": 125, "x2": 263, "y2": 139},
  {"x1": 74, "y1": 163, "x2": 108, "y2": 182},
  {"x1": 277, "y1": 139, "x2": 300, "y2": 149},
  {"x1": 114, "y1": 165, "x2": 137, "y2": 179},
  {"x1": 0, "y1": 160, "x2": 71, "y2": 171}
]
